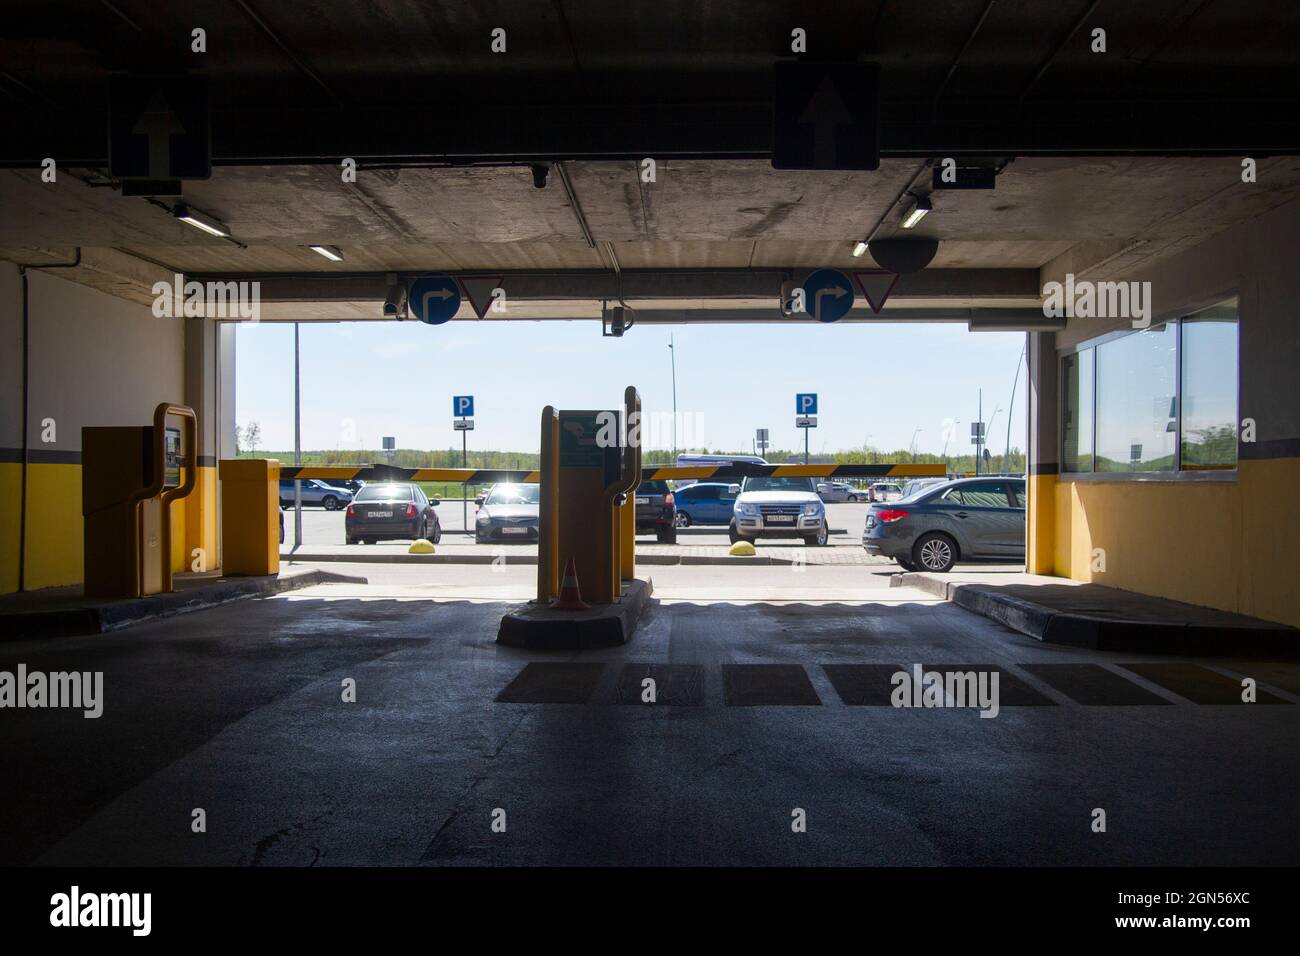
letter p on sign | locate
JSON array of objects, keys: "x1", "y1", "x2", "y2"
[{"x1": 454, "y1": 395, "x2": 474, "y2": 417}]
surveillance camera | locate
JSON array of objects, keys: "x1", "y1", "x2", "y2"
[
  {"x1": 603, "y1": 304, "x2": 635, "y2": 337},
  {"x1": 530, "y1": 163, "x2": 550, "y2": 189},
  {"x1": 383, "y1": 281, "x2": 408, "y2": 319}
]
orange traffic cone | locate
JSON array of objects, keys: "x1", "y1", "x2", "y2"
[{"x1": 551, "y1": 557, "x2": 590, "y2": 610}]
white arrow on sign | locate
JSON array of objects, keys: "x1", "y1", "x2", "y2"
[
  {"x1": 798, "y1": 75, "x2": 854, "y2": 168},
  {"x1": 813, "y1": 284, "x2": 847, "y2": 322},
  {"x1": 132, "y1": 91, "x2": 186, "y2": 179}
]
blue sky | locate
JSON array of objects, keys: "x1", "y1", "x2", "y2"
[{"x1": 235, "y1": 320, "x2": 1028, "y2": 457}]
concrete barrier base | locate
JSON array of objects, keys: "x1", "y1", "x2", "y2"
[{"x1": 496, "y1": 578, "x2": 653, "y2": 649}]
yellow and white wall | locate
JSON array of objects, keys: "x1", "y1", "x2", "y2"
[
  {"x1": 0, "y1": 264, "x2": 219, "y2": 593},
  {"x1": 1030, "y1": 198, "x2": 1300, "y2": 628}
]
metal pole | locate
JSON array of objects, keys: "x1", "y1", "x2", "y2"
[
  {"x1": 804, "y1": 426, "x2": 809, "y2": 465},
  {"x1": 462, "y1": 424, "x2": 468, "y2": 536},
  {"x1": 976, "y1": 388, "x2": 982, "y2": 475},
  {"x1": 669, "y1": 334, "x2": 678, "y2": 457},
  {"x1": 293, "y1": 322, "x2": 302, "y2": 549},
  {"x1": 1006, "y1": 341, "x2": 1025, "y2": 474}
]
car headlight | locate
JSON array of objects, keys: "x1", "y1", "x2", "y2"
[
  {"x1": 736, "y1": 502, "x2": 758, "y2": 516},
  {"x1": 476, "y1": 512, "x2": 491, "y2": 525},
  {"x1": 803, "y1": 502, "x2": 820, "y2": 515}
]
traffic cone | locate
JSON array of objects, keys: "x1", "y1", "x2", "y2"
[{"x1": 551, "y1": 557, "x2": 590, "y2": 610}]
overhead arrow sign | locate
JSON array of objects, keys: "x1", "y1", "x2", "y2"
[
  {"x1": 798, "y1": 76, "x2": 855, "y2": 169},
  {"x1": 801, "y1": 269, "x2": 854, "y2": 323},
  {"x1": 109, "y1": 75, "x2": 210, "y2": 180},
  {"x1": 132, "y1": 92, "x2": 186, "y2": 179},
  {"x1": 773, "y1": 62, "x2": 879, "y2": 170}
]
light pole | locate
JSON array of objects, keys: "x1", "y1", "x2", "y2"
[
  {"x1": 942, "y1": 419, "x2": 960, "y2": 465},
  {"x1": 909, "y1": 427, "x2": 922, "y2": 456},
  {"x1": 984, "y1": 407, "x2": 1004, "y2": 475},
  {"x1": 1005, "y1": 342, "x2": 1026, "y2": 474},
  {"x1": 668, "y1": 334, "x2": 678, "y2": 458}
]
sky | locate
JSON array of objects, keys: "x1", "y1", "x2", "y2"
[{"x1": 235, "y1": 319, "x2": 1028, "y2": 457}]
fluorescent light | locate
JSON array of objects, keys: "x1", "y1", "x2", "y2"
[
  {"x1": 309, "y1": 244, "x2": 344, "y2": 261},
  {"x1": 173, "y1": 203, "x2": 229, "y2": 237},
  {"x1": 852, "y1": 241, "x2": 868, "y2": 257},
  {"x1": 901, "y1": 195, "x2": 932, "y2": 229}
]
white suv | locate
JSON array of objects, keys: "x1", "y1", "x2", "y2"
[{"x1": 729, "y1": 476, "x2": 829, "y2": 546}]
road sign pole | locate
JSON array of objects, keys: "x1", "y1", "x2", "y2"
[
  {"x1": 462, "y1": 422, "x2": 468, "y2": 535},
  {"x1": 804, "y1": 426, "x2": 809, "y2": 465}
]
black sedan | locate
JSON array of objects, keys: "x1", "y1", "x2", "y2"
[{"x1": 345, "y1": 482, "x2": 440, "y2": 544}]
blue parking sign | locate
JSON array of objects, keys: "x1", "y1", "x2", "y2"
[
  {"x1": 453, "y1": 395, "x2": 474, "y2": 417},
  {"x1": 796, "y1": 393, "x2": 817, "y2": 415}
]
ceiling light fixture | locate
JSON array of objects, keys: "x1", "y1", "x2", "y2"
[
  {"x1": 172, "y1": 203, "x2": 229, "y2": 237},
  {"x1": 900, "y1": 195, "x2": 932, "y2": 229},
  {"x1": 851, "y1": 241, "x2": 868, "y2": 257},
  {"x1": 309, "y1": 244, "x2": 344, "y2": 261}
]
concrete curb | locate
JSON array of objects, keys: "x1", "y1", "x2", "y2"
[
  {"x1": 0, "y1": 569, "x2": 368, "y2": 640},
  {"x1": 893, "y1": 572, "x2": 1300, "y2": 656},
  {"x1": 496, "y1": 578, "x2": 654, "y2": 649},
  {"x1": 282, "y1": 551, "x2": 857, "y2": 567}
]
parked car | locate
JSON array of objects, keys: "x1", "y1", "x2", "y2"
[
  {"x1": 816, "y1": 480, "x2": 854, "y2": 503},
  {"x1": 730, "y1": 475, "x2": 828, "y2": 546},
  {"x1": 279, "y1": 504, "x2": 284, "y2": 544},
  {"x1": 635, "y1": 480, "x2": 677, "y2": 543},
  {"x1": 279, "y1": 478, "x2": 354, "y2": 511},
  {"x1": 474, "y1": 482, "x2": 539, "y2": 544},
  {"x1": 867, "y1": 482, "x2": 904, "y2": 503},
  {"x1": 862, "y1": 476, "x2": 1026, "y2": 572},
  {"x1": 672, "y1": 481, "x2": 738, "y2": 526},
  {"x1": 345, "y1": 482, "x2": 440, "y2": 544}
]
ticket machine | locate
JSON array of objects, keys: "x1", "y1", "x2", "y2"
[{"x1": 82, "y1": 403, "x2": 197, "y2": 598}]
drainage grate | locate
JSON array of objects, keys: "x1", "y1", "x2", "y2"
[
  {"x1": 1021, "y1": 663, "x2": 1173, "y2": 705},
  {"x1": 1119, "y1": 662, "x2": 1290, "y2": 705},
  {"x1": 721, "y1": 664, "x2": 821, "y2": 706},
  {"x1": 615, "y1": 664, "x2": 705, "y2": 706},
  {"x1": 821, "y1": 664, "x2": 904, "y2": 705},
  {"x1": 494, "y1": 663, "x2": 606, "y2": 704}
]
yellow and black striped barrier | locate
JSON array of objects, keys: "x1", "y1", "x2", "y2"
[{"x1": 275, "y1": 462, "x2": 943, "y2": 483}]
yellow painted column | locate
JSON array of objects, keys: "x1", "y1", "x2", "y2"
[{"x1": 1026, "y1": 474, "x2": 1056, "y2": 575}]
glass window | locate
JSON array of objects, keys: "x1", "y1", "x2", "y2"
[
  {"x1": 485, "y1": 484, "x2": 540, "y2": 505},
  {"x1": 1062, "y1": 348, "x2": 1094, "y2": 472},
  {"x1": 743, "y1": 477, "x2": 817, "y2": 493},
  {"x1": 356, "y1": 483, "x2": 413, "y2": 502},
  {"x1": 692, "y1": 485, "x2": 721, "y2": 500},
  {"x1": 949, "y1": 482, "x2": 1011, "y2": 508},
  {"x1": 1007, "y1": 481, "x2": 1026, "y2": 509},
  {"x1": 1180, "y1": 302, "x2": 1238, "y2": 470},
  {"x1": 1095, "y1": 323, "x2": 1177, "y2": 472}
]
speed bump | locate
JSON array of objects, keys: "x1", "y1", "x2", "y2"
[
  {"x1": 408, "y1": 539, "x2": 436, "y2": 554},
  {"x1": 728, "y1": 540, "x2": 757, "y2": 556}
]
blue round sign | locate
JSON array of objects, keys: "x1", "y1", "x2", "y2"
[
  {"x1": 408, "y1": 275, "x2": 461, "y2": 325},
  {"x1": 801, "y1": 268, "x2": 854, "y2": 323}
]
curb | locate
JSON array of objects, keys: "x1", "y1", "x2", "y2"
[
  {"x1": 893, "y1": 572, "x2": 1300, "y2": 657},
  {"x1": 496, "y1": 578, "x2": 654, "y2": 649},
  {"x1": 0, "y1": 569, "x2": 368, "y2": 640}
]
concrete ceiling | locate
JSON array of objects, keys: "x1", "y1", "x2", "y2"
[{"x1": 3, "y1": 1, "x2": 1299, "y2": 321}]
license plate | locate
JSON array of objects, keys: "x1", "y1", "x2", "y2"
[
  {"x1": 634, "y1": 497, "x2": 649, "y2": 505},
  {"x1": 368, "y1": 511, "x2": 392, "y2": 518},
  {"x1": 501, "y1": 527, "x2": 527, "y2": 535},
  {"x1": 766, "y1": 514, "x2": 795, "y2": 523}
]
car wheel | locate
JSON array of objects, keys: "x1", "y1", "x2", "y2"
[
  {"x1": 674, "y1": 512, "x2": 691, "y2": 528},
  {"x1": 432, "y1": 521, "x2": 442, "y2": 544},
  {"x1": 322, "y1": 495, "x2": 339, "y2": 511},
  {"x1": 657, "y1": 528, "x2": 677, "y2": 544},
  {"x1": 345, "y1": 536, "x2": 356, "y2": 545},
  {"x1": 913, "y1": 532, "x2": 958, "y2": 573},
  {"x1": 804, "y1": 521, "x2": 829, "y2": 547},
  {"x1": 728, "y1": 523, "x2": 745, "y2": 545}
]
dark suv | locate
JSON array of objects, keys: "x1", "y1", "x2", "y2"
[{"x1": 634, "y1": 480, "x2": 676, "y2": 543}]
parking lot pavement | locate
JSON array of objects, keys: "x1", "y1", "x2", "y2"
[{"x1": 4, "y1": 564, "x2": 1298, "y2": 868}]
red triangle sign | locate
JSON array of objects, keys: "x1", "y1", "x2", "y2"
[
  {"x1": 457, "y1": 275, "x2": 505, "y2": 319},
  {"x1": 853, "y1": 270, "x2": 900, "y2": 314}
]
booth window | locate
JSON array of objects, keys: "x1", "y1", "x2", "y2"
[{"x1": 1061, "y1": 298, "x2": 1239, "y2": 476}]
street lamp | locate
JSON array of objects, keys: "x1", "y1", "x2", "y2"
[
  {"x1": 942, "y1": 419, "x2": 961, "y2": 464},
  {"x1": 668, "y1": 334, "x2": 678, "y2": 458},
  {"x1": 909, "y1": 427, "x2": 922, "y2": 456}
]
